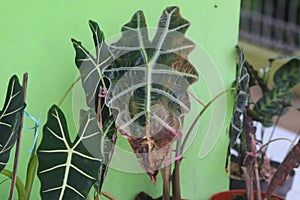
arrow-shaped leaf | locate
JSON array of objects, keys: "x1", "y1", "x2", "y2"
[
  {"x1": 104, "y1": 6, "x2": 198, "y2": 181},
  {"x1": 71, "y1": 20, "x2": 113, "y2": 109},
  {"x1": 0, "y1": 75, "x2": 25, "y2": 171},
  {"x1": 72, "y1": 20, "x2": 117, "y2": 192},
  {"x1": 37, "y1": 105, "x2": 102, "y2": 200}
]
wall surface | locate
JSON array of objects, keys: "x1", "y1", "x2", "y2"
[{"x1": 0, "y1": 0, "x2": 240, "y2": 199}]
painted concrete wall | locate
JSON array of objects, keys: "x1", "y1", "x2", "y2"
[{"x1": 0, "y1": 1, "x2": 240, "y2": 199}]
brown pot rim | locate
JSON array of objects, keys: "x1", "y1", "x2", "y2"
[{"x1": 209, "y1": 189, "x2": 285, "y2": 200}]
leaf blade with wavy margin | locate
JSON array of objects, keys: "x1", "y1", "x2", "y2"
[{"x1": 104, "y1": 6, "x2": 198, "y2": 182}]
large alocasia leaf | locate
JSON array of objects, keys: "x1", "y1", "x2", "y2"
[
  {"x1": 273, "y1": 57, "x2": 300, "y2": 88},
  {"x1": 0, "y1": 75, "x2": 25, "y2": 171},
  {"x1": 37, "y1": 105, "x2": 102, "y2": 200},
  {"x1": 72, "y1": 20, "x2": 117, "y2": 192},
  {"x1": 104, "y1": 6, "x2": 198, "y2": 182}
]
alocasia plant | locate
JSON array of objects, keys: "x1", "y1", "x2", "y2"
[
  {"x1": 104, "y1": 6, "x2": 198, "y2": 182},
  {"x1": 37, "y1": 6, "x2": 199, "y2": 200}
]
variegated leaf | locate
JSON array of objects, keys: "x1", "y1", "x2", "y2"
[
  {"x1": 253, "y1": 84, "x2": 292, "y2": 127},
  {"x1": 0, "y1": 75, "x2": 25, "y2": 171},
  {"x1": 104, "y1": 6, "x2": 198, "y2": 181},
  {"x1": 273, "y1": 57, "x2": 300, "y2": 88},
  {"x1": 37, "y1": 105, "x2": 102, "y2": 200}
]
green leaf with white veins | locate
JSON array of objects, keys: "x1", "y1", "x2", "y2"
[
  {"x1": 0, "y1": 75, "x2": 25, "y2": 172},
  {"x1": 72, "y1": 20, "x2": 117, "y2": 192},
  {"x1": 37, "y1": 105, "x2": 102, "y2": 200},
  {"x1": 104, "y1": 6, "x2": 198, "y2": 182},
  {"x1": 72, "y1": 20, "x2": 113, "y2": 109}
]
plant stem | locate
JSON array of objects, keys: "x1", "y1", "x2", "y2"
[
  {"x1": 181, "y1": 87, "x2": 236, "y2": 153},
  {"x1": 9, "y1": 73, "x2": 28, "y2": 200},
  {"x1": 25, "y1": 138, "x2": 37, "y2": 199},
  {"x1": 172, "y1": 139, "x2": 182, "y2": 200},
  {"x1": 258, "y1": 138, "x2": 294, "y2": 152},
  {"x1": 161, "y1": 164, "x2": 171, "y2": 200},
  {"x1": 101, "y1": 191, "x2": 117, "y2": 200},
  {"x1": 250, "y1": 134, "x2": 261, "y2": 200},
  {"x1": 1, "y1": 169, "x2": 26, "y2": 200},
  {"x1": 170, "y1": 87, "x2": 235, "y2": 199},
  {"x1": 266, "y1": 106, "x2": 285, "y2": 151},
  {"x1": 57, "y1": 76, "x2": 81, "y2": 107},
  {"x1": 24, "y1": 155, "x2": 37, "y2": 200},
  {"x1": 241, "y1": 166, "x2": 253, "y2": 200},
  {"x1": 288, "y1": 130, "x2": 300, "y2": 151},
  {"x1": 24, "y1": 123, "x2": 38, "y2": 200},
  {"x1": 188, "y1": 90, "x2": 205, "y2": 107}
]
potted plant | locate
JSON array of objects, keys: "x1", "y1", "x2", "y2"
[
  {"x1": 210, "y1": 138, "x2": 300, "y2": 200},
  {"x1": 0, "y1": 4, "x2": 239, "y2": 199},
  {"x1": 35, "y1": 6, "x2": 198, "y2": 200},
  {"x1": 211, "y1": 46, "x2": 300, "y2": 200},
  {"x1": 36, "y1": 5, "x2": 235, "y2": 200}
]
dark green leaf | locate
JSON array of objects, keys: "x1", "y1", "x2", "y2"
[
  {"x1": 104, "y1": 6, "x2": 198, "y2": 181},
  {"x1": 273, "y1": 58, "x2": 300, "y2": 88},
  {"x1": 72, "y1": 20, "x2": 117, "y2": 192},
  {"x1": 0, "y1": 75, "x2": 25, "y2": 171},
  {"x1": 71, "y1": 20, "x2": 113, "y2": 109},
  {"x1": 253, "y1": 84, "x2": 292, "y2": 127},
  {"x1": 230, "y1": 46, "x2": 250, "y2": 147},
  {"x1": 37, "y1": 105, "x2": 102, "y2": 200}
]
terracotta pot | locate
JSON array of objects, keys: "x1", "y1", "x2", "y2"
[{"x1": 209, "y1": 190, "x2": 285, "y2": 200}]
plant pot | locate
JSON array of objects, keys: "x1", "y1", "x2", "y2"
[
  {"x1": 230, "y1": 157, "x2": 295, "y2": 197},
  {"x1": 209, "y1": 190, "x2": 285, "y2": 200},
  {"x1": 135, "y1": 192, "x2": 187, "y2": 200}
]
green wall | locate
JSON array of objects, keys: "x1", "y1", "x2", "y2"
[{"x1": 0, "y1": 1, "x2": 240, "y2": 199}]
